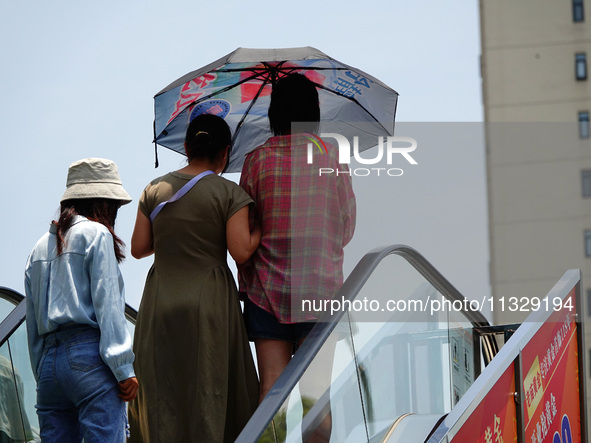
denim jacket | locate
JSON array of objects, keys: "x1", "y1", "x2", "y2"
[{"x1": 25, "y1": 216, "x2": 135, "y2": 382}]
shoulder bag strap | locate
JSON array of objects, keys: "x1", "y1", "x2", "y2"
[{"x1": 149, "y1": 170, "x2": 214, "y2": 223}]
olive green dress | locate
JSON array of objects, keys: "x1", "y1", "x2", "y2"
[{"x1": 128, "y1": 171, "x2": 259, "y2": 443}]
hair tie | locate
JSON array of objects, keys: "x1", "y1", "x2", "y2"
[{"x1": 196, "y1": 131, "x2": 209, "y2": 137}]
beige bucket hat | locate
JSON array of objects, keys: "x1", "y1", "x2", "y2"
[{"x1": 60, "y1": 158, "x2": 132, "y2": 205}]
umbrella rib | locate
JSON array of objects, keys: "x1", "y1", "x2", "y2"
[
  {"x1": 169, "y1": 64, "x2": 358, "y2": 124},
  {"x1": 213, "y1": 64, "x2": 391, "y2": 135},
  {"x1": 314, "y1": 83, "x2": 393, "y2": 135},
  {"x1": 214, "y1": 65, "x2": 350, "y2": 74},
  {"x1": 163, "y1": 69, "x2": 272, "y2": 130},
  {"x1": 232, "y1": 72, "x2": 273, "y2": 146},
  {"x1": 185, "y1": 64, "x2": 289, "y2": 111},
  {"x1": 199, "y1": 70, "x2": 264, "y2": 101}
]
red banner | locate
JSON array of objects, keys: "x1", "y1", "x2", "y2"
[
  {"x1": 521, "y1": 289, "x2": 580, "y2": 443},
  {"x1": 451, "y1": 364, "x2": 518, "y2": 443},
  {"x1": 451, "y1": 287, "x2": 580, "y2": 442}
]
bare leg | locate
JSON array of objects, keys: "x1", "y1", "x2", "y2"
[
  {"x1": 255, "y1": 335, "x2": 335, "y2": 442},
  {"x1": 254, "y1": 338, "x2": 293, "y2": 404},
  {"x1": 299, "y1": 335, "x2": 336, "y2": 443}
]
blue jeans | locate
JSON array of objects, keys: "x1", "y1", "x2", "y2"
[{"x1": 36, "y1": 325, "x2": 127, "y2": 443}]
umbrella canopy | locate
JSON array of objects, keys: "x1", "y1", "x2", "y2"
[{"x1": 154, "y1": 46, "x2": 398, "y2": 172}]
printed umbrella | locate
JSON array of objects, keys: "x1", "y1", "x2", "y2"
[{"x1": 153, "y1": 46, "x2": 398, "y2": 172}]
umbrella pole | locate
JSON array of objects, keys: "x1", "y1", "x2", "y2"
[{"x1": 153, "y1": 120, "x2": 159, "y2": 168}]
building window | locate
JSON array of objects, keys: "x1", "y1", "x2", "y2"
[
  {"x1": 583, "y1": 171, "x2": 591, "y2": 197},
  {"x1": 574, "y1": 0, "x2": 585, "y2": 22},
  {"x1": 585, "y1": 230, "x2": 591, "y2": 256},
  {"x1": 576, "y1": 53, "x2": 588, "y2": 80},
  {"x1": 579, "y1": 111, "x2": 590, "y2": 138}
]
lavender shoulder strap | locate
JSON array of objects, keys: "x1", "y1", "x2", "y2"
[{"x1": 149, "y1": 170, "x2": 214, "y2": 222}]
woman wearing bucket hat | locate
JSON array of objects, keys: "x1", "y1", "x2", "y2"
[{"x1": 25, "y1": 158, "x2": 138, "y2": 442}]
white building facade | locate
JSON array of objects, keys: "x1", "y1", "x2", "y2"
[{"x1": 480, "y1": 0, "x2": 591, "y2": 425}]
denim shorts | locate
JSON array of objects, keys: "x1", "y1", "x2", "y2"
[
  {"x1": 36, "y1": 324, "x2": 127, "y2": 442},
  {"x1": 243, "y1": 298, "x2": 315, "y2": 344}
]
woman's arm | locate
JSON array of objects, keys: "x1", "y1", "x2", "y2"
[
  {"x1": 130, "y1": 209, "x2": 154, "y2": 259},
  {"x1": 88, "y1": 228, "x2": 136, "y2": 385},
  {"x1": 227, "y1": 206, "x2": 261, "y2": 264},
  {"x1": 25, "y1": 274, "x2": 43, "y2": 382}
]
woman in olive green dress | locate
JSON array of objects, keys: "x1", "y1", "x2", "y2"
[{"x1": 128, "y1": 114, "x2": 260, "y2": 442}]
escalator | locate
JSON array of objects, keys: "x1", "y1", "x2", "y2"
[
  {"x1": 0, "y1": 287, "x2": 35, "y2": 442},
  {"x1": 0, "y1": 245, "x2": 585, "y2": 442},
  {"x1": 235, "y1": 245, "x2": 497, "y2": 442},
  {"x1": 0, "y1": 287, "x2": 137, "y2": 442},
  {"x1": 235, "y1": 246, "x2": 587, "y2": 442}
]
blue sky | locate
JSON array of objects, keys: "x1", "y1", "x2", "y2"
[{"x1": 0, "y1": 0, "x2": 487, "y2": 313}]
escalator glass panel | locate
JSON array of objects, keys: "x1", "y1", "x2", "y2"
[
  {"x1": 0, "y1": 298, "x2": 17, "y2": 326},
  {"x1": 257, "y1": 311, "x2": 367, "y2": 443},
  {"x1": 255, "y1": 252, "x2": 477, "y2": 442},
  {"x1": 0, "y1": 322, "x2": 39, "y2": 442}
]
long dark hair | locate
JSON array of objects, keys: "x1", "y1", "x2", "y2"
[{"x1": 55, "y1": 198, "x2": 125, "y2": 263}]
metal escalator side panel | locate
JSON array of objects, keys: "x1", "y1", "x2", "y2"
[{"x1": 427, "y1": 269, "x2": 585, "y2": 443}]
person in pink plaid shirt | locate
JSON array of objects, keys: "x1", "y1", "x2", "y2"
[{"x1": 239, "y1": 73, "x2": 356, "y2": 413}]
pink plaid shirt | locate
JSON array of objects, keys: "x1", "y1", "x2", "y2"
[{"x1": 238, "y1": 134, "x2": 356, "y2": 323}]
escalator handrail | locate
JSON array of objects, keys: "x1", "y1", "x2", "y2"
[
  {"x1": 0, "y1": 288, "x2": 27, "y2": 349},
  {"x1": 388, "y1": 245, "x2": 490, "y2": 327},
  {"x1": 236, "y1": 243, "x2": 492, "y2": 442},
  {"x1": 0, "y1": 300, "x2": 26, "y2": 350},
  {"x1": 0, "y1": 287, "x2": 138, "y2": 350},
  {"x1": 0, "y1": 287, "x2": 25, "y2": 306}
]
